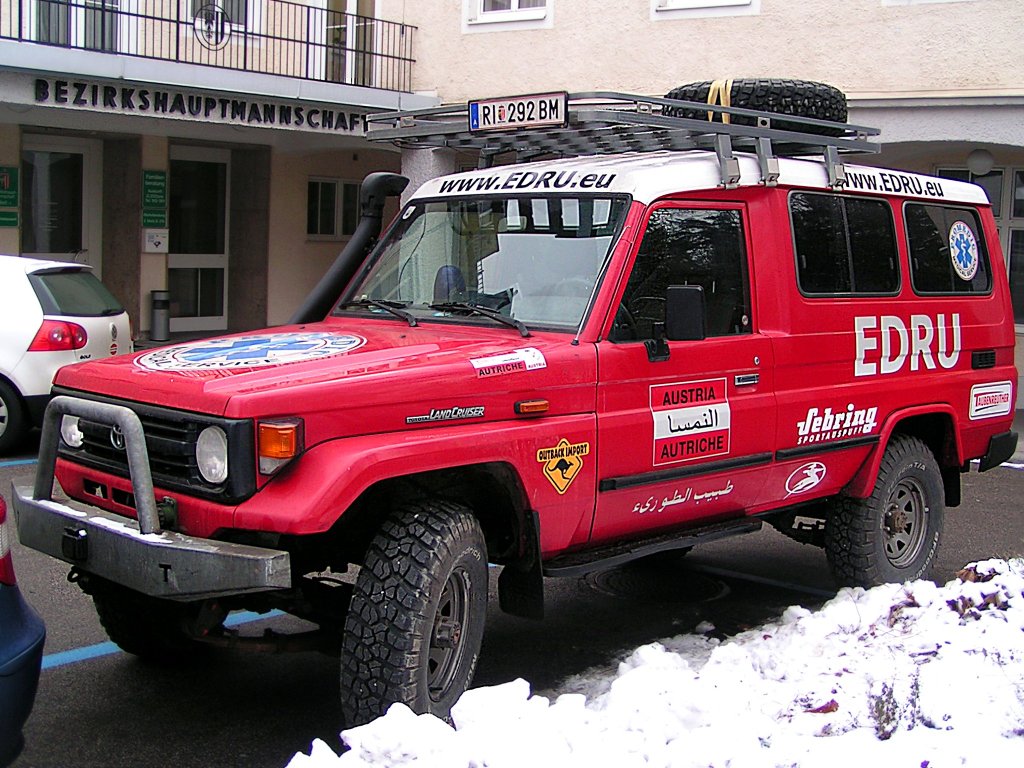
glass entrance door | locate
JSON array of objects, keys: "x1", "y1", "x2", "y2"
[
  {"x1": 21, "y1": 135, "x2": 103, "y2": 276},
  {"x1": 168, "y1": 146, "x2": 229, "y2": 333}
]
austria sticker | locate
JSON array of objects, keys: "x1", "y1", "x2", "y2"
[
  {"x1": 651, "y1": 378, "x2": 730, "y2": 466},
  {"x1": 471, "y1": 347, "x2": 547, "y2": 378}
]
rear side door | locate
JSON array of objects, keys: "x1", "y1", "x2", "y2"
[{"x1": 592, "y1": 202, "x2": 775, "y2": 543}]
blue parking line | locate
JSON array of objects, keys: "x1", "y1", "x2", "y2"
[
  {"x1": 42, "y1": 610, "x2": 284, "y2": 670},
  {"x1": 0, "y1": 458, "x2": 37, "y2": 467}
]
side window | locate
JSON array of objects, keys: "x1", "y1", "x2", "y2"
[
  {"x1": 790, "y1": 192, "x2": 899, "y2": 295},
  {"x1": 906, "y1": 204, "x2": 992, "y2": 295},
  {"x1": 612, "y1": 207, "x2": 751, "y2": 341}
]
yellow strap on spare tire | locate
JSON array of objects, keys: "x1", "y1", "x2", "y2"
[{"x1": 706, "y1": 78, "x2": 733, "y2": 123}]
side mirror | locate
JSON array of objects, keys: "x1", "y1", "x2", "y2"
[{"x1": 665, "y1": 285, "x2": 706, "y2": 341}]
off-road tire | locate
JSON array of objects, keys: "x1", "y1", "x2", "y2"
[
  {"x1": 825, "y1": 434, "x2": 944, "y2": 587},
  {"x1": 90, "y1": 579, "x2": 208, "y2": 664},
  {"x1": 340, "y1": 501, "x2": 487, "y2": 727},
  {"x1": 0, "y1": 379, "x2": 27, "y2": 454},
  {"x1": 663, "y1": 78, "x2": 847, "y2": 135}
]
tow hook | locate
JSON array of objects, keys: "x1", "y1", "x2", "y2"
[{"x1": 156, "y1": 496, "x2": 178, "y2": 529}]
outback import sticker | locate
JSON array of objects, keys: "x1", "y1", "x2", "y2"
[
  {"x1": 537, "y1": 438, "x2": 589, "y2": 494},
  {"x1": 136, "y1": 332, "x2": 366, "y2": 371},
  {"x1": 650, "y1": 378, "x2": 730, "y2": 466},
  {"x1": 471, "y1": 347, "x2": 547, "y2": 378},
  {"x1": 969, "y1": 381, "x2": 1013, "y2": 420}
]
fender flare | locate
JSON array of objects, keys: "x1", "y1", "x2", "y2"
[{"x1": 843, "y1": 404, "x2": 961, "y2": 499}]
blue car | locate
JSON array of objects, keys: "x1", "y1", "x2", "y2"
[{"x1": 0, "y1": 493, "x2": 45, "y2": 767}]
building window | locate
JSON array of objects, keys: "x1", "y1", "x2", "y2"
[
  {"x1": 307, "y1": 179, "x2": 359, "y2": 238},
  {"x1": 191, "y1": 0, "x2": 248, "y2": 28},
  {"x1": 651, "y1": 0, "x2": 759, "y2": 20},
  {"x1": 465, "y1": 0, "x2": 551, "y2": 30}
]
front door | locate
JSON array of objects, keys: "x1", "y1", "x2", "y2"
[
  {"x1": 168, "y1": 146, "x2": 229, "y2": 333},
  {"x1": 21, "y1": 135, "x2": 103, "y2": 276},
  {"x1": 593, "y1": 203, "x2": 775, "y2": 543}
]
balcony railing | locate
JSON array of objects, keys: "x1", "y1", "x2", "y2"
[{"x1": 0, "y1": 0, "x2": 416, "y2": 92}]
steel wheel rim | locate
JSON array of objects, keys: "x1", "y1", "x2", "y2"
[
  {"x1": 0, "y1": 397, "x2": 8, "y2": 438},
  {"x1": 427, "y1": 567, "x2": 471, "y2": 701},
  {"x1": 882, "y1": 477, "x2": 928, "y2": 567}
]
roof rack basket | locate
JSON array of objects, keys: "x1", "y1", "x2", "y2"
[{"x1": 366, "y1": 91, "x2": 880, "y2": 188}]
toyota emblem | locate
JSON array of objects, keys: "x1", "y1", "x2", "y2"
[
  {"x1": 110, "y1": 424, "x2": 126, "y2": 451},
  {"x1": 110, "y1": 324, "x2": 118, "y2": 341}
]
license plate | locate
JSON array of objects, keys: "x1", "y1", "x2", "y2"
[{"x1": 468, "y1": 92, "x2": 568, "y2": 132}]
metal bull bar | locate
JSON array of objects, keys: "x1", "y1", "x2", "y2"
[{"x1": 13, "y1": 396, "x2": 291, "y2": 600}]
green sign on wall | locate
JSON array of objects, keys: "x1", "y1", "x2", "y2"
[
  {"x1": 142, "y1": 170, "x2": 168, "y2": 228},
  {"x1": 0, "y1": 210, "x2": 18, "y2": 228},
  {"x1": 0, "y1": 166, "x2": 18, "y2": 208}
]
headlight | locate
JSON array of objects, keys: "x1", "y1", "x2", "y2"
[
  {"x1": 196, "y1": 426, "x2": 229, "y2": 484},
  {"x1": 60, "y1": 415, "x2": 84, "y2": 448}
]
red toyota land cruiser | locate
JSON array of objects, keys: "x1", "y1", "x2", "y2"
[{"x1": 13, "y1": 86, "x2": 1017, "y2": 727}]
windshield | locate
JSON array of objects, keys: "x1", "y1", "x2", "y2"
[{"x1": 340, "y1": 195, "x2": 629, "y2": 330}]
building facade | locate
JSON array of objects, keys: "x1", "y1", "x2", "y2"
[
  {"x1": 385, "y1": 0, "x2": 1024, "y2": 397},
  {"x1": 0, "y1": 0, "x2": 433, "y2": 335},
  {"x1": 1, "y1": 0, "x2": 1022, "y2": 387}
]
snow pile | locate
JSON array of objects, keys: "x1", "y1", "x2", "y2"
[{"x1": 288, "y1": 559, "x2": 1024, "y2": 767}]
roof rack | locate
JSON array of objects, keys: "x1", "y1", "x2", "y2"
[{"x1": 366, "y1": 91, "x2": 881, "y2": 189}]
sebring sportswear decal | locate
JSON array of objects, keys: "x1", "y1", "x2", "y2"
[
  {"x1": 969, "y1": 381, "x2": 1013, "y2": 421},
  {"x1": 537, "y1": 438, "x2": 589, "y2": 494},
  {"x1": 651, "y1": 378, "x2": 731, "y2": 466},
  {"x1": 471, "y1": 348, "x2": 547, "y2": 378},
  {"x1": 949, "y1": 221, "x2": 980, "y2": 281},
  {"x1": 796, "y1": 404, "x2": 878, "y2": 446},
  {"x1": 136, "y1": 332, "x2": 367, "y2": 371}
]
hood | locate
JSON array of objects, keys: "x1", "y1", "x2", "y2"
[{"x1": 53, "y1": 319, "x2": 595, "y2": 430}]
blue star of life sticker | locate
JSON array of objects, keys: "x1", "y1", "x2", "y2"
[
  {"x1": 136, "y1": 332, "x2": 366, "y2": 371},
  {"x1": 949, "y1": 220, "x2": 979, "y2": 281}
]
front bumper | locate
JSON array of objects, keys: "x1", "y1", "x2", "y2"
[{"x1": 12, "y1": 396, "x2": 290, "y2": 601}]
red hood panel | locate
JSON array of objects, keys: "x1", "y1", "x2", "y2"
[{"x1": 54, "y1": 321, "x2": 583, "y2": 416}]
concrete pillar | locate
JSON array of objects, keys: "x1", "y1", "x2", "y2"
[
  {"x1": 0, "y1": 125, "x2": 20, "y2": 255},
  {"x1": 400, "y1": 147, "x2": 457, "y2": 204}
]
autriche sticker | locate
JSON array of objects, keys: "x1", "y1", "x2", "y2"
[
  {"x1": 650, "y1": 379, "x2": 731, "y2": 466},
  {"x1": 471, "y1": 347, "x2": 547, "y2": 378}
]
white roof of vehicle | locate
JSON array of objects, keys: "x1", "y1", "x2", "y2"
[{"x1": 412, "y1": 152, "x2": 989, "y2": 206}]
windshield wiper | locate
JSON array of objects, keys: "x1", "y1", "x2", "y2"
[
  {"x1": 429, "y1": 302, "x2": 530, "y2": 337},
  {"x1": 338, "y1": 298, "x2": 417, "y2": 327}
]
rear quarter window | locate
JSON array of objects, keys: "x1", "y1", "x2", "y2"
[
  {"x1": 29, "y1": 269, "x2": 125, "y2": 316},
  {"x1": 905, "y1": 204, "x2": 992, "y2": 295},
  {"x1": 790, "y1": 192, "x2": 899, "y2": 296}
]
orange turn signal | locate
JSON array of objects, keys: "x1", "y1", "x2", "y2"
[
  {"x1": 514, "y1": 399, "x2": 550, "y2": 416},
  {"x1": 258, "y1": 420, "x2": 304, "y2": 475}
]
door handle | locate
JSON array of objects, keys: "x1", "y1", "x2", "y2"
[{"x1": 734, "y1": 373, "x2": 759, "y2": 386}]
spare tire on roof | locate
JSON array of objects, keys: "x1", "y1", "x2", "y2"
[{"x1": 663, "y1": 78, "x2": 847, "y2": 135}]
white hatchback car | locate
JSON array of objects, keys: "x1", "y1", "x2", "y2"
[{"x1": 0, "y1": 255, "x2": 132, "y2": 453}]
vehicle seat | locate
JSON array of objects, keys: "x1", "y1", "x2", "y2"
[{"x1": 433, "y1": 265, "x2": 466, "y2": 303}]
